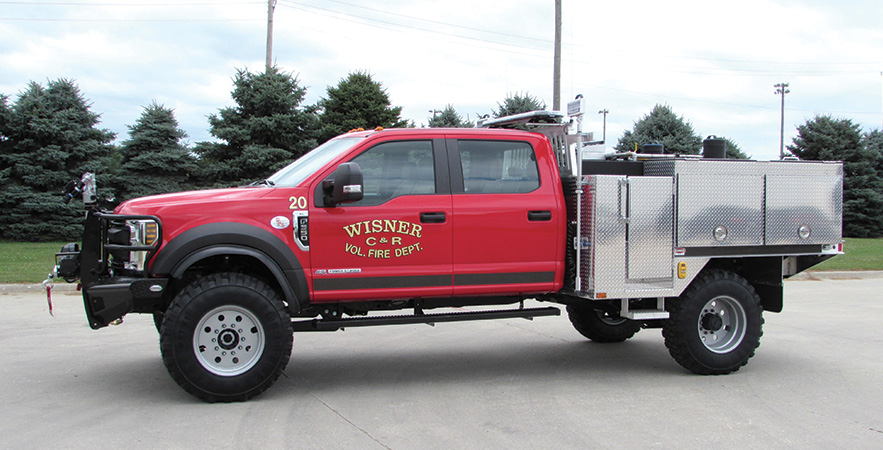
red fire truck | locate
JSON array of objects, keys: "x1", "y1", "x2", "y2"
[{"x1": 51, "y1": 106, "x2": 843, "y2": 402}]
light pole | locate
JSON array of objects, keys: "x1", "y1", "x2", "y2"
[
  {"x1": 266, "y1": 0, "x2": 277, "y2": 69},
  {"x1": 553, "y1": 0, "x2": 562, "y2": 111},
  {"x1": 775, "y1": 82, "x2": 790, "y2": 160},
  {"x1": 598, "y1": 109, "x2": 609, "y2": 142}
]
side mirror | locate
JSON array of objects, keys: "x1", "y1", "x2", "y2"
[{"x1": 322, "y1": 162, "x2": 364, "y2": 206}]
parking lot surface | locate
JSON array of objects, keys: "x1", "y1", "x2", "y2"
[{"x1": 2, "y1": 278, "x2": 882, "y2": 449}]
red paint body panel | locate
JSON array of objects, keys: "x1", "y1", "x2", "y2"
[
  {"x1": 447, "y1": 133, "x2": 564, "y2": 295},
  {"x1": 117, "y1": 127, "x2": 568, "y2": 305},
  {"x1": 308, "y1": 194, "x2": 454, "y2": 302}
]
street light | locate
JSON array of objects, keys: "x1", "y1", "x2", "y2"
[
  {"x1": 775, "y1": 83, "x2": 790, "y2": 160},
  {"x1": 598, "y1": 109, "x2": 609, "y2": 142}
]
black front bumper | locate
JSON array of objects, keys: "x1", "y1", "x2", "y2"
[
  {"x1": 83, "y1": 277, "x2": 170, "y2": 329},
  {"x1": 58, "y1": 209, "x2": 165, "y2": 329}
]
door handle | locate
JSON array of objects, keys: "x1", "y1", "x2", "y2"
[
  {"x1": 528, "y1": 210, "x2": 552, "y2": 221},
  {"x1": 420, "y1": 212, "x2": 446, "y2": 224}
]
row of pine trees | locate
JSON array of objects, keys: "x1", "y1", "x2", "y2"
[{"x1": 1, "y1": 66, "x2": 881, "y2": 240}]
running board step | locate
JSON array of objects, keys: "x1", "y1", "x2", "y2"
[
  {"x1": 291, "y1": 306, "x2": 561, "y2": 332},
  {"x1": 620, "y1": 298, "x2": 669, "y2": 320},
  {"x1": 623, "y1": 309, "x2": 669, "y2": 320}
]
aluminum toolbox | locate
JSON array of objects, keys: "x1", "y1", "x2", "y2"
[
  {"x1": 576, "y1": 158, "x2": 842, "y2": 299},
  {"x1": 643, "y1": 159, "x2": 843, "y2": 247}
]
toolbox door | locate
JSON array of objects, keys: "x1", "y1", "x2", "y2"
[{"x1": 626, "y1": 177, "x2": 674, "y2": 280}]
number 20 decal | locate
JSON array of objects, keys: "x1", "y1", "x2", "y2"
[{"x1": 289, "y1": 196, "x2": 307, "y2": 210}]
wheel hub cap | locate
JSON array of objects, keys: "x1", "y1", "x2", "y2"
[
  {"x1": 193, "y1": 305, "x2": 265, "y2": 376},
  {"x1": 697, "y1": 296, "x2": 748, "y2": 354},
  {"x1": 218, "y1": 329, "x2": 239, "y2": 350},
  {"x1": 701, "y1": 313, "x2": 724, "y2": 332}
]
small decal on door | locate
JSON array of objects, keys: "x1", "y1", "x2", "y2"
[{"x1": 270, "y1": 216, "x2": 291, "y2": 229}]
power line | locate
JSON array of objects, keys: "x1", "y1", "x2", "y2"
[
  {"x1": 6, "y1": 0, "x2": 875, "y2": 77},
  {"x1": 277, "y1": 1, "x2": 877, "y2": 80},
  {"x1": 4, "y1": 0, "x2": 878, "y2": 83},
  {"x1": 0, "y1": 1, "x2": 262, "y2": 5},
  {"x1": 278, "y1": 2, "x2": 876, "y2": 80},
  {"x1": 569, "y1": 80, "x2": 879, "y2": 116},
  {"x1": 276, "y1": 1, "x2": 549, "y2": 54},
  {"x1": 0, "y1": 17, "x2": 259, "y2": 22},
  {"x1": 281, "y1": 0, "x2": 551, "y2": 46},
  {"x1": 275, "y1": 2, "x2": 551, "y2": 63},
  {"x1": 285, "y1": 1, "x2": 880, "y2": 68}
]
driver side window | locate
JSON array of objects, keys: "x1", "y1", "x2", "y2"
[{"x1": 349, "y1": 140, "x2": 436, "y2": 206}]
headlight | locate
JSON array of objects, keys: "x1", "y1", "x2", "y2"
[{"x1": 126, "y1": 219, "x2": 159, "y2": 271}]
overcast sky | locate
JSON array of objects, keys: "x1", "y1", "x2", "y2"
[{"x1": 2, "y1": 0, "x2": 882, "y2": 160}]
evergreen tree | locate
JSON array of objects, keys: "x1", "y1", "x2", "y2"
[
  {"x1": 195, "y1": 66, "x2": 319, "y2": 186},
  {"x1": 0, "y1": 95, "x2": 11, "y2": 193},
  {"x1": 789, "y1": 116, "x2": 883, "y2": 238},
  {"x1": 720, "y1": 136, "x2": 749, "y2": 160},
  {"x1": 0, "y1": 79, "x2": 114, "y2": 241},
  {"x1": 428, "y1": 105, "x2": 473, "y2": 128},
  {"x1": 113, "y1": 102, "x2": 196, "y2": 200},
  {"x1": 616, "y1": 104, "x2": 702, "y2": 154},
  {"x1": 862, "y1": 129, "x2": 883, "y2": 175},
  {"x1": 0, "y1": 95, "x2": 10, "y2": 151},
  {"x1": 317, "y1": 71, "x2": 408, "y2": 143},
  {"x1": 494, "y1": 92, "x2": 546, "y2": 118}
]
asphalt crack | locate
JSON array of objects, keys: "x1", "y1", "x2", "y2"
[{"x1": 311, "y1": 394, "x2": 391, "y2": 449}]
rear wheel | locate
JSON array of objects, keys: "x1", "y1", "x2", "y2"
[
  {"x1": 160, "y1": 273, "x2": 292, "y2": 402},
  {"x1": 566, "y1": 305, "x2": 641, "y2": 342},
  {"x1": 663, "y1": 269, "x2": 763, "y2": 375}
]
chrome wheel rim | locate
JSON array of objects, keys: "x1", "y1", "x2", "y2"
[
  {"x1": 193, "y1": 305, "x2": 265, "y2": 376},
  {"x1": 697, "y1": 295, "x2": 747, "y2": 354}
]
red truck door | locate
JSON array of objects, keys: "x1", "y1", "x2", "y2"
[
  {"x1": 308, "y1": 138, "x2": 453, "y2": 302},
  {"x1": 447, "y1": 137, "x2": 563, "y2": 295}
]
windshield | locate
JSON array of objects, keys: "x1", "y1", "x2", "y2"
[{"x1": 267, "y1": 137, "x2": 364, "y2": 187}]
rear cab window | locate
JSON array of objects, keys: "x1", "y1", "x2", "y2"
[{"x1": 456, "y1": 140, "x2": 539, "y2": 194}]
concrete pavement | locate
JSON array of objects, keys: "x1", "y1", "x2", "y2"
[{"x1": 1, "y1": 277, "x2": 882, "y2": 449}]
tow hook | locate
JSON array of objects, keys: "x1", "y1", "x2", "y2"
[{"x1": 42, "y1": 274, "x2": 54, "y2": 317}]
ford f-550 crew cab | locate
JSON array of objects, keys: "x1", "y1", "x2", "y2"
[{"x1": 51, "y1": 107, "x2": 843, "y2": 402}]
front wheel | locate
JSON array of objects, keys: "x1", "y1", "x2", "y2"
[
  {"x1": 160, "y1": 273, "x2": 293, "y2": 402},
  {"x1": 662, "y1": 269, "x2": 763, "y2": 375}
]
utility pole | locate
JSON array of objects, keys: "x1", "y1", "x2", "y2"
[
  {"x1": 598, "y1": 109, "x2": 609, "y2": 142},
  {"x1": 553, "y1": 0, "x2": 561, "y2": 111},
  {"x1": 775, "y1": 82, "x2": 790, "y2": 160},
  {"x1": 266, "y1": 0, "x2": 277, "y2": 70}
]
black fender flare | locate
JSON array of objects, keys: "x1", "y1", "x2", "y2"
[{"x1": 151, "y1": 222, "x2": 308, "y2": 313}]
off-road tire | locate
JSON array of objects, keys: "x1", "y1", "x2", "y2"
[
  {"x1": 153, "y1": 311, "x2": 164, "y2": 333},
  {"x1": 662, "y1": 269, "x2": 763, "y2": 375},
  {"x1": 160, "y1": 273, "x2": 293, "y2": 402},
  {"x1": 566, "y1": 305, "x2": 641, "y2": 342}
]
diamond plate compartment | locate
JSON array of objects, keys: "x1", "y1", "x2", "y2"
[
  {"x1": 677, "y1": 173, "x2": 765, "y2": 247},
  {"x1": 580, "y1": 176, "x2": 627, "y2": 294},
  {"x1": 627, "y1": 177, "x2": 673, "y2": 280},
  {"x1": 766, "y1": 175, "x2": 842, "y2": 244},
  {"x1": 645, "y1": 158, "x2": 842, "y2": 248}
]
